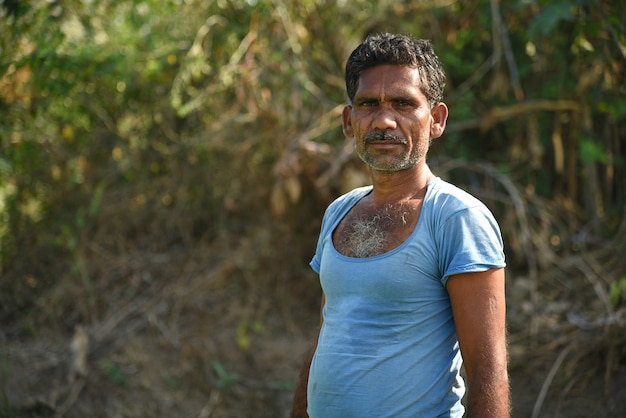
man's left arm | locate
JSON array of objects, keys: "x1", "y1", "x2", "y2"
[{"x1": 447, "y1": 268, "x2": 510, "y2": 418}]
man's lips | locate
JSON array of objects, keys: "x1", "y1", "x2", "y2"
[{"x1": 367, "y1": 142, "x2": 403, "y2": 149}]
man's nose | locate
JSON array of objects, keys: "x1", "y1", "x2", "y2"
[{"x1": 371, "y1": 105, "x2": 398, "y2": 131}]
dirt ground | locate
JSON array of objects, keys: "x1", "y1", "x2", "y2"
[{"x1": 2, "y1": 244, "x2": 625, "y2": 418}]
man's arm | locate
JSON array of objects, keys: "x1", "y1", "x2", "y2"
[
  {"x1": 290, "y1": 342, "x2": 316, "y2": 418},
  {"x1": 290, "y1": 293, "x2": 325, "y2": 418},
  {"x1": 447, "y1": 268, "x2": 510, "y2": 418}
]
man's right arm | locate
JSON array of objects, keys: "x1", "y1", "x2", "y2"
[{"x1": 290, "y1": 293, "x2": 325, "y2": 418}]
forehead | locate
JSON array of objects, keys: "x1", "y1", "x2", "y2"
[{"x1": 355, "y1": 65, "x2": 423, "y2": 98}]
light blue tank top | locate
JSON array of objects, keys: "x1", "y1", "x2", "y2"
[{"x1": 308, "y1": 177, "x2": 505, "y2": 417}]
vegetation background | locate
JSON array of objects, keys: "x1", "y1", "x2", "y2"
[{"x1": 1, "y1": 0, "x2": 625, "y2": 416}]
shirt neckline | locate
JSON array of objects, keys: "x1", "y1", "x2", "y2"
[{"x1": 329, "y1": 177, "x2": 439, "y2": 262}]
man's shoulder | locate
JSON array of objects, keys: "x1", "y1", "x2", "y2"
[
  {"x1": 329, "y1": 185, "x2": 373, "y2": 209},
  {"x1": 319, "y1": 185, "x2": 373, "y2": 227},
  {"x1": 428, "y1": 177, "x2": 486, "y2": 211}
]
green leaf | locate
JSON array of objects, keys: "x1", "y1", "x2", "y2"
[
  {"x1": 579, "y1": 139, "x2": 607, "y2": 164},
  {"x1": 528, "y1": 1, "x2": 575, "y2": 38},
  {"x1": 609, "y1": 277, "x2": 626, "y2": 308},
  {"x1": 100, "y1": 361, "x2": 127, "y2": 386},
  {"x1": 212, "y1": 361, "x2": 241, "y2": 388}
]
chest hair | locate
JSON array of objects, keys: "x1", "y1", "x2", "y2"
[{"x1": 333, "y1": 200, "x2": 422, "y2": 258}]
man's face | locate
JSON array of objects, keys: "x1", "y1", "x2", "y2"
[{"x1": 342, "y1": 64, "x2": 447, "y2": 172}]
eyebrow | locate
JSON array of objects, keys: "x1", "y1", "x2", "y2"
[{"x1": 354, "y1": 95, "x2": 418, "y2": 105}]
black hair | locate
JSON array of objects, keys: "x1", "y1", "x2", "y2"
[{"x1": 345, "y1": 33, "x2": 446, "y2": 106}]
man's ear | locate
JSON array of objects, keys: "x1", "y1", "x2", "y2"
[
  {"x1": 430, "y1": 102, "x2": 448, "y2": 139},
  {"x1": 342, "y1": 105, "x2": 354, "y2": 138}
]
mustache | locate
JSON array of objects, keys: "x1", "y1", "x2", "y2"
[{"x1": 363, "y1": 131, "x2": 407, "y2": 144}]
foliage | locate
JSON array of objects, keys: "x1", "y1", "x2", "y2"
[
  {"x1": 0, "y1": 0, "x2": 625, "y2": 416},
  {"x1": 99, "y1": 360, "x2": 128, "y2": 387},
  {"x1": 212, "y1": 360, "x2": 242, "y2": 389}
]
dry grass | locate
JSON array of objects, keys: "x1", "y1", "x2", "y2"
[{"x1": 2, "y1": 157, "x2": 625, "y2": 418}]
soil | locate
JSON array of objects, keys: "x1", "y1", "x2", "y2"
[{"x1": 2, "y1": 245, "x2": 625, "y2": 418}]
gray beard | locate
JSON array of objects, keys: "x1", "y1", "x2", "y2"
[{"x1": 356, "y1": 141, "x2": 429, "y2": 172}]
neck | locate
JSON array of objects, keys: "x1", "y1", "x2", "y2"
[{"x1": 369, "y1": 163, "x2": 435, "y2": 208}]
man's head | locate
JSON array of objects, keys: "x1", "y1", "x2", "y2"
[{"x1": 345, "y1": 33, "x2": 446, "y2": 107}]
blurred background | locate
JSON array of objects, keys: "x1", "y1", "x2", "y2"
[{"x1": 1, "y1": 0, "x2": 625, "y2": 417}]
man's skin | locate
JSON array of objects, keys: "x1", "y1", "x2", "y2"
[{"x1": 291, "y1": 64, "x2": 509, "y2": 417}]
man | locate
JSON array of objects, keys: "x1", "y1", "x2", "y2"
[{"x1": 291, "y1": 33, "x2": 509, "y2": 417}]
